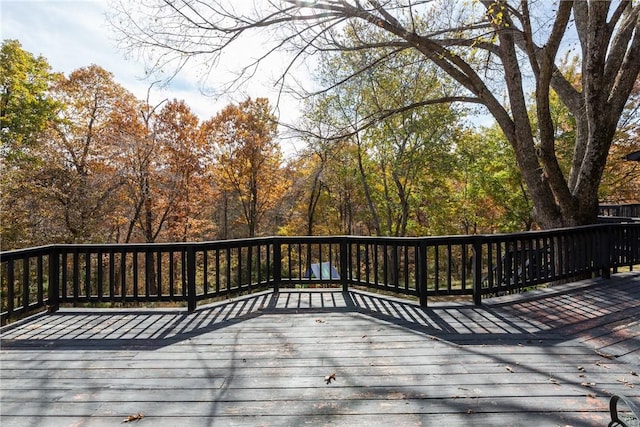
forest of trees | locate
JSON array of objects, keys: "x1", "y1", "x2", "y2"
[
  {"x1": 109, "y1": 0, "x2": 640, "y2": 230},
  {"x1": 1, "y1": 38, "x2": 639, "y2": 250}
]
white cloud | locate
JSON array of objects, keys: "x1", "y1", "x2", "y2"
[
  {"x1": 2, "y1": 0, "x2": 223, "y2": 117},
  {"x1": 1, "y1": 0, "x2": 304, "y2": 127},
  {"x1": 2, "y1": 0, "x2": 308, "y2": 157}
]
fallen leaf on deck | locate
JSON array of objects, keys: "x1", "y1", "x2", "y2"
[
  {"x1": 580, "y1": 382, "x2": 596, "y2": 387},
  {"x1": 617, "y1": 378, "x2": 635, "y2": 388},
  {"x1": 325, "y1": 372, "x2": 336, "y2": 384},
  {"x1": 577, "y1": 366, "x2": 585, "y2": 372},
  {"x1": 315, "y1": 319, "x2": 325, "y2": 323},
  {"x1": 549, "y1": 378, "x2": 559, "y2": 385},
  {"x1": 631, "y1": 371, "x2": 638, "y2": 376},
  {"x1": 467, "y1": 409, "x2": 476, "y2": 414},
  {"x1": 505, "y1": 366, "x2": 514, "y2": 373},
  {"x1": 122, "y1": 413, "x2": 144, "y2": 423},
  {"x1": 595, "y1": 350, "x2": 615, "y2": 360}
]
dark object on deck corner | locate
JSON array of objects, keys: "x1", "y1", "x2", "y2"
[
  {"x1": 623, "y1": 150, "x2": 640, "y2": 162},
  {"x1": 609, "y1": 394, "x2": 640, "y2": 427}
]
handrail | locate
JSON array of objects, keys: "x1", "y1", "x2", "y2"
[
  {"x1": 2, "y1": 223, "x2": 639, "y2": 325},
  {"x1": 599, "y1": 203, "x2": 640, "y2": 218}
]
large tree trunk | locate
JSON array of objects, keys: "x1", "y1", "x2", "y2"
[
  {"x1": 306, "y1": 165, "x2": 323, "y2": 236},
  {"x1": 490, "y1": 1, "x2": 640, "y2": 228}
]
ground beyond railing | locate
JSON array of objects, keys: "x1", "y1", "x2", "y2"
[{"x1": 1, "y1": 223, "x2": 639, "y2": 325}]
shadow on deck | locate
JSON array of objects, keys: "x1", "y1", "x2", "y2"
[
  {"x1": 3, "y1": 272, "x2": 639, "y2": 354},
  {"x1": 1, "y1": 272, "x2": 639, "y2": 426}
]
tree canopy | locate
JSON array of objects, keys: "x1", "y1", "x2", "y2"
[
  {"x1": 0, "y1": 39, "x2": 59, "y2": 160},
  {"x1": 202, "y1": 97, "x2": 285, "y2": 238},
  {"x1": 109, "y1": 0, "x2": 640, "y2": 229},
  {"x1": 1, "y1": 37, "x2": 638, "y2": 249}
]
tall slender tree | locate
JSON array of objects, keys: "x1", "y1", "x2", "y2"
[
  {"x1": 0, "y1": 40, "x2": 60, "y2": 247},
  {"x1": 154, "y1": 99, "x2": 211, "y2": 241},
  {"x1": 37, "y1": 65, "x2": 131, "y2": 242},
  {"x1": 202, "y1": 98, "x2": 285, "y2": 238},
  {"x1": 301, "y1": 42, "x2": 462, "y2": 236}
]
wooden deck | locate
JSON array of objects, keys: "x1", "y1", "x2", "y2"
[{"x1": 1, "y1": 272, "x2": 639, "y2": 426}]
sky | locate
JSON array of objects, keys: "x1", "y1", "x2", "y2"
[{"x1": 1, "y1": 0, "x2": 303, "y2": 151}]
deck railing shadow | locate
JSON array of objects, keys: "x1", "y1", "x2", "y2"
[
  {"x1": 0, "y1": 291, "x2": 272, "y2": 350},
  {"x1": 4, "y1": 272, "x2": 638, "y2": 352}
]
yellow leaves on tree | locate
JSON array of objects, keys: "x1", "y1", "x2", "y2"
[
  {"x1": 202, "y1": 97, "x2": 287, "y2": 238},
  {"x1": 153, "y1": 99, "x2": 212, "y2": 242}
]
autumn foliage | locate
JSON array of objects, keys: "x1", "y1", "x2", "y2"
[{"x1": 1, "y1": 40, "x2": 638, "y2": 250}]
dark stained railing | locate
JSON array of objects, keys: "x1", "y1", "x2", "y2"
[
  {"x1": 2, "y1": 223, "x2": 639, "y2": 325},
  {"x1": 599, "y1": 203, "x2": 640, "y2": 218}
]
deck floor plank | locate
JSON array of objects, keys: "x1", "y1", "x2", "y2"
[{"x1": 1, "y1": 272, "x2": 639, "y2": 426}]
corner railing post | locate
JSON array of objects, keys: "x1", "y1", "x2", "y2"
[
  {"x1": 186, "y1": 246, "x2": 197, "y2": 312},
  {"x1": 340, "y1": 237, "x2": 349, "y2": 292},
  {"x1": 418, "y1": 240, "x2": 428, "y2": 308},
  {"x1": 48, "y1": 246, "x2": 60, "y2": 313},
  {"x1": 634, "y1": 223, "x2": 640, "y2": 269},
  {"x1": 472, "y1": 237, "x2": 483, "y2": 306},
  {"x1": 273, "y1": 238, "x2": 281, "y2": 293},
  {"x1": 600, "y1": 224, "x2": 612, "y2": 279}
]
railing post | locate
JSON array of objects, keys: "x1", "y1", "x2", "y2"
[
  {"x1": 600, "y1": 224, "x2": 612, "y2": 279},
  {"x1": 340, "y1": 237, "x2": 349, "y2": 292},
  {"x1": 48, "y1": 247, "x2": 60, "y2": 313},
  {"x1": 418, "y1": 240, "x2": 428, "y2": 308},
  {"x1": 634, "y1": 224, "x2": 640, "y2": 269},
  {"x1": 273, "y1": 238, "x2": 281, "y2": 293},
  {"x1": 472, "y1": 237, "x2": 483, "y2": 306},
  {"x1": 21, "y1": 254, "x2": 30, "y2": 314},
  {"x1": 6, "y1": 259, "x2": 15, "y2": 320},
  {"x1": 186, "y1": 246, "x2": 197, "y2": 312}
]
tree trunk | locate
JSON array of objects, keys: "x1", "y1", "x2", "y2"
[
  {"x1": 306, "y1": 161, "x2": 324, "y2": 236},
  {"x1": 355, "y1": 136, "x2": 381, "y2": 235}
]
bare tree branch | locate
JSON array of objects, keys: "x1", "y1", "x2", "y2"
[{"x1": 285, "y1": 96, "x2": 482, "y2": 141}]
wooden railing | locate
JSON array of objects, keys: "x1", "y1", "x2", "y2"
[
  {"x1": 2, "y1": 223, "x2": 639, "y2": 325},
  {"x1": 600, "y1": 203, "x2": 640, "y2": 218}
]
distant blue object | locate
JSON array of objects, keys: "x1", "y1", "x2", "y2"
[{"x1": 304, "y1": 262, "x2": 340, "y2": 280}]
